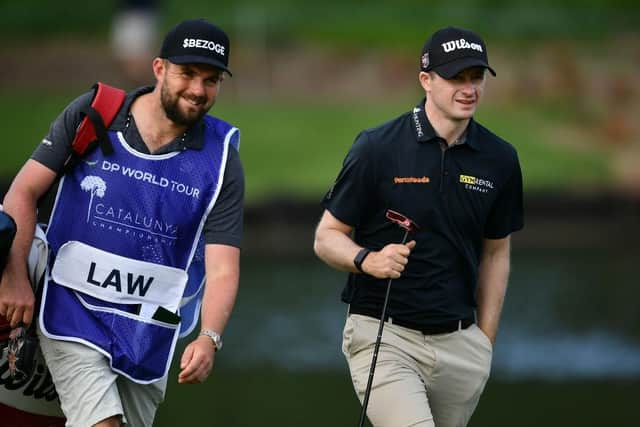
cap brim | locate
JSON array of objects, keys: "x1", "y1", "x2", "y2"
[
  {"x1": 434, "y1": 58, "x2": 496, "y2": 79},
  {"x1": 167, "y1": 55, "x2": 232, "y2": 76}
]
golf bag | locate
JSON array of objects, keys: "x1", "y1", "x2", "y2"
[{"x1": 0, "y1": 83, "x2": 125, "y2": 426}]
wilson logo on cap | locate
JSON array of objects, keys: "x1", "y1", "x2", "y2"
[
  {"x1": 441, "y1": 38, "x2": 483, "y2": 53},
  {"x1": 419, "y1": 26, "x2": 495, "y2": 79}
]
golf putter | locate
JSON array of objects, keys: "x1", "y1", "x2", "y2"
[{"x1": 358, "y1": 209, "x2": 419, "y2": 427}]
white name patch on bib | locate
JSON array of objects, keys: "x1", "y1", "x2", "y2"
[{"x1": 52, "y1": 241, "x2": 187, "y2": 312}]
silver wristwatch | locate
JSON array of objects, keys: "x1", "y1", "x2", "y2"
[{"x1": 200, "y1": 329, "x2": 223, "y2": 351}]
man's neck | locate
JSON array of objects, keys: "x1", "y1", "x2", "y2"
[
  {"x1": 130, "y1": 92, "x2": 188, "y2": 153},
  {"x1": 424, "y1": 101, "x2": 470, "y2": 146}
]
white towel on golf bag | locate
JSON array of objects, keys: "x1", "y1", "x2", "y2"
[{"x1": 28, "y1": 224, "x2": 48, "y2": 289}]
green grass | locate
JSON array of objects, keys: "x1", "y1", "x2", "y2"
[
  {"x1": 475, "y1": 105, "x2": 611, "y2": 191},
  {"x1": 154, "y1": 363, "x2": 640, "y2": 426},
  {"x1": 1, "y1": 0, "x2": 638, "y2": 47},
  {"x1": 213, "y1": 99, "x2": 415, "y2": 202},
  {"x1": 0, "y1": 1, "x2": 116, "y2": 39},
  {"x1": 0, "y1": 91, "x2": 611, "y2": 203},
  {"x1": 0, "y1": 93, "x2": 77, "y2": 178}
]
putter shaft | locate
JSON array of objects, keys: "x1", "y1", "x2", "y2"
[{"x1": 358, "y1": 228, "x2": 410, "y2": 427}]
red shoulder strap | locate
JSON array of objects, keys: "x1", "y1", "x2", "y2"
[{"x1": 71, "y1": 82, "x2": 126, "y2": 156}]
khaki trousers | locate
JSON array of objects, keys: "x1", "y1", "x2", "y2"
[
  {"x1": 343, "y1": 314, "x2": 493, "y2": 427},
  {"x1": 37, "y1": 329, "x2": 166, "y2": 427}
]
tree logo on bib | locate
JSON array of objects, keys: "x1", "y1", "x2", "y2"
[{"x1": 81, "y1": 176, "x2": 107, "y2": 223}]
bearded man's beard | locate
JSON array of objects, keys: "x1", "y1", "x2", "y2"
[{"x1": 160, "y1": 83, "x2": 211, "y2": 127}]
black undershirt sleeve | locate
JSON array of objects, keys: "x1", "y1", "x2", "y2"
[
  {"x1": 31, "y1": 91, "x2": 94, "y2": 173},
  {"x1": 203, "y1": 147, "x2": 244, "y2": 248}
]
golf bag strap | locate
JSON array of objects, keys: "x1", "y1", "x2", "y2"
[{"x1": 61, "y1": 82, "x2": 126, "y2": 176}]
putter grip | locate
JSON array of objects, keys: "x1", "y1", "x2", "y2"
[{"x1": 8, "y1": 326, "x2": 38, "y2": 381}]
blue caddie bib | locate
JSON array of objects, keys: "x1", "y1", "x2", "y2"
[{"x1": 40, "y1": 115, "x2": 239, "y2": 383}]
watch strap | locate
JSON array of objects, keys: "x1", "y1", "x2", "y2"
[{"x1": 353, "y1": 248, "x2": 371, "y2": 273}]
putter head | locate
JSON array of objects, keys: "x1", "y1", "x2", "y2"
[{"x1": 385, "y1": 209, "x2": 419, "y2": 232}]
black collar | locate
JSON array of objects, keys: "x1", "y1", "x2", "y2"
[
  {"x1": 411, "y1": 99, "x2": 440, "y2": 143},
  {"x1": 411, "y1": 99, "x2": 481, "y2": 151}
]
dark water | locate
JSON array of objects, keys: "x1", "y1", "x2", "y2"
[
  {"x1": 222, "y1": 247, "x2": 640, "y2": 380},
  {"x1": 154, "y1": 245, "x2": 640, "y2": 426}
]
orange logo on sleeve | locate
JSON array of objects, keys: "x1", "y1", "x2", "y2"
[{"x1": 394, "y1": 176, "x2": 430, "y2": 184}]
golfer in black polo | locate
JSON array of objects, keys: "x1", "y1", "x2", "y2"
[{"x1": 314, "y1": 26, "x2": 523, "y2": 427}]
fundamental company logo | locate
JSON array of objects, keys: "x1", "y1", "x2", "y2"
[
  {"x1": 183, "y1": 38, "x2": 226, "y2": 55},
  {"x1": 412, "y1": 107, "x2": 424, "y2": 138},
  {"x1": 441, "y1": 38, "x2": 483, "y2": 54},
  {"x1": 459, "y1": 174, "x2": 494, "y2": 193},
  {"x1": 394, "y1": 176, "x2": 430, "y2": 184},
  {"x1": 41, "y1": 138, "x2": 53, "y2": 147}
]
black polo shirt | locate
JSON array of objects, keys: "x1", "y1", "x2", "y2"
[{"x1": 322, "y1": 99, "x2": 523, "y2": 327}]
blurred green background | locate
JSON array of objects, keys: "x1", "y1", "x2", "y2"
[
  {"x1": 3, "y1": 0, "x2": 639, "y2": 201},
  {"x1": 1, "y1": 0, "x2": 639, "y2": 426}
]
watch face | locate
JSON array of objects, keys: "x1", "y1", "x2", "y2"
[
  {"x1": 213, "y1": 335, "x2": 223, "y2": 351},
  {"x1": 201, "y1": 329, "x2": 222, "y2": 350}
]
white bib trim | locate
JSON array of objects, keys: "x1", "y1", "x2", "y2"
[{"x1": 51, "y1": 241, "x2": 187, "y2": 312}]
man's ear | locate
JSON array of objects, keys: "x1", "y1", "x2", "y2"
[
  {"x1": 419, "y1": 71, "x2": 432, "y2": 93},
  {"x1": 152, "y1": 58, "x2": 166, "y2": 81}
]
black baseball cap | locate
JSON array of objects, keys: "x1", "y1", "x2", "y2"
[
  {"x1": 159, "y1": 19, "x2": 232, "y2": 76},
  {"x1": 420, "y1": 26, "x2": 496, "y2": 79}
]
